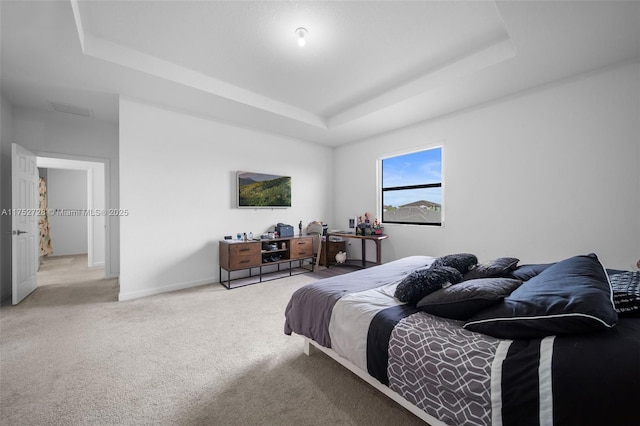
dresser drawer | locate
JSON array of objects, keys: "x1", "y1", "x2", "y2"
[
  {"x1": 229, "y1": 255, "x2": 260, "y2": 269},
  {"x1": 229, "y1": 243, "x2": 260, "y2": 258},
  {"x1": 220, "y1": 241, "x2": 261, "y2": 270},
  {"x1": 290, "y1": 237, "x2": 313, "y2": 259}
]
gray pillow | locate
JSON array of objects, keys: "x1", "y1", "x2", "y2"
[
  {"x1": 463, "y1": 257, "x2": 519, "y2": 280},
  {"x1": 394, "y1": 266, "x2": 463, "y2": 305},
  {"x1": 417, "y1": 277, "x2": 522, "y2": 320},
  {"x1": 430, "y1": 253, "x2": 478, "y2": 275}
]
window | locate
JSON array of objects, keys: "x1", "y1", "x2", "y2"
[{"x1": 380, "y1": 147, "x2": 442, "y2": 226}]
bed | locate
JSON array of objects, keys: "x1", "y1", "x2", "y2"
[{"x1": 284, "y1": 255, "x2": 640, "y2": 425}]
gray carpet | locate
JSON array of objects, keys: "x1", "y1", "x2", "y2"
[{"x1": 0, "y1": 256, "x2": 426, "y2": 425}]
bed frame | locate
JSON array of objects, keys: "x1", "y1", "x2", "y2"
[{"x1": 302, "y1": 337, "x2": 447, "y2": 426}]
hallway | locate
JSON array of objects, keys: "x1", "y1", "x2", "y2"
[
  {"x1": 38, "y1": 254, "x2": 105, "y2": 286},
  {"x1": 31, "y1": 254, "x2": 119, "y2": 304}
]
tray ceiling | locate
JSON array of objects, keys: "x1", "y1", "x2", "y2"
[{"x1": 1, "y1": 1, "x2": 638, "y2": 146}]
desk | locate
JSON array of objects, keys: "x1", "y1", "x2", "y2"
[{"x1": 326, "y1": 232, "x2": 389, "y2": 268}]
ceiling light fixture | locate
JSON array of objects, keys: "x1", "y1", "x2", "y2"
[{"x1": 295, "y1": 27, "x2": 308, "y2": 47}]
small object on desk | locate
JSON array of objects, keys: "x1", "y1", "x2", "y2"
[
  {"x1": 299, "y1": 220, "x2": 303, "y2": 235},
  {"x1": 335, "y1": 251, "x2": 347, "y2": 264}
]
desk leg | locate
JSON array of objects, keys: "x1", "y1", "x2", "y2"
[
  {"x1": 326, "y1": 240, "x2": 331, "y2": 268},
  {"x1": 361, "y1": 239, "x2": 366, "y2": 268},
  {"x1": 375, "y1": 240, "x2": 382, "y2": 265}
]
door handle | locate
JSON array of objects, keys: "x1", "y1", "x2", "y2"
[{"x1": 13, "y1": 230, "x2": 28, "y2": 235}]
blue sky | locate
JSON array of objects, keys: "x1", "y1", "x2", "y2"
[{"x1": 382, "y1": 148, "x2": 442, "y2": 206}]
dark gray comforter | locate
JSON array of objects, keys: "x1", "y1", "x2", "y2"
[{"x1": 283, "y1": 256, "x2": 433, "y2": 347}]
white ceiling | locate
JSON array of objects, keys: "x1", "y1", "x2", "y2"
[{"x1": 1, "y1": 1, "x2": 639, "y2": 147}]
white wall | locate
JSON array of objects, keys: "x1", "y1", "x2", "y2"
[
  {"x1": 334, "y1": 63, "x2": 640, "y2": 271},
  {"x1": 119, "y1": 98, "x2": 334, "y2": 300},
  {"x1": 0, "y1": 95, "x2": 14, "y2": 300},
  {"x1": 11, "y1": 107, "x2": 119, "y2": 277},
  {"x1": 46, "y1": 169, "x2": 88, "y2": 256}
]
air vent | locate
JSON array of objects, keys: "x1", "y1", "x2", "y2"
[{"x1": 49, "y1": 102, "x2": 93, "y2": 118}]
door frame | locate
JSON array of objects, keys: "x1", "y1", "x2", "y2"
[{"x1": 35, "y1": 151, "x2": 112, "y2": 278}]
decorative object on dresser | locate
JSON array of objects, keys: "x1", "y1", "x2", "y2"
[
  {"x1": 275, "y1": 222, "x2": 294, "y2": 237},
  {"x1": 219, "y1": 235, "x2": 314, "y2": 289}
]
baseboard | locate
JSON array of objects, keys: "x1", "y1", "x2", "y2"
[{"x1": 118, "y1": 276, "x2": 215, "y2": 301}]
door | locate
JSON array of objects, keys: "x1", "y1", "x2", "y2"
[{"x1": 12, "y1": 143, "x2": 39, "y2": 304}]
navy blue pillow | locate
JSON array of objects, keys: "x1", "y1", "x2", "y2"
[
  {"x1": 464, "y1": 254, "x2": 618, "y2": 339},
  {"x1": 509, "y1": 263, "x2": 554, "y2": 281}
]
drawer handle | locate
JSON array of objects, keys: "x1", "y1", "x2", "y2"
[
  {"x1": 239, "y1": 248, "x2": 251, "y2": 252},
  {"x1": 239, "y1": 260, "x2": 250, "y2": 264},
  {"x1": 298, "y1": 251, "x2": 307, "y2": 255}
]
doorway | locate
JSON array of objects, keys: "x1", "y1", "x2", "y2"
[{"x1": 36, "y1": 155, "x2": 109, "y2": 278}]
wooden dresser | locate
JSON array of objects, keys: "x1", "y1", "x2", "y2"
[{"x1": 219, "y1": 236, "x2": 314, "y2": 289}]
